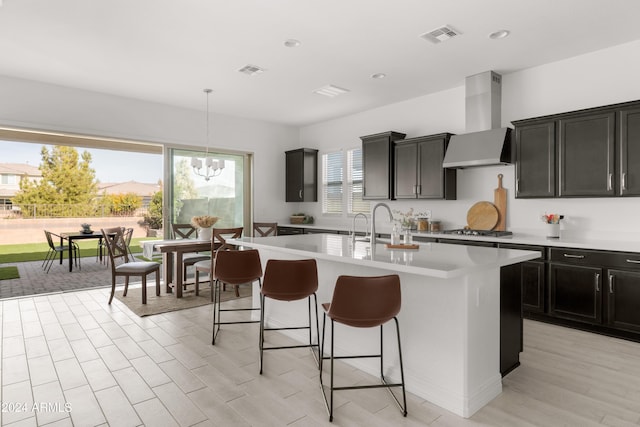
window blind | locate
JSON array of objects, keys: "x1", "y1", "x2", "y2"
[{"x1": 322, "y1": 151, "x2": 343, "y2": 214}]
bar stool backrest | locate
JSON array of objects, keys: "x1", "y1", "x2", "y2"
[
  {"x1": 328, "y1": 275, "x2": 401, "y2": 328},
  {"x1": 214, "y1": 249, "x2": 262, "y2": 285},
  {"x1": 262, "y1": 259, "x2": 318, "y2": 301}
]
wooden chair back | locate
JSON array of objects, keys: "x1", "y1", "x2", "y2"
[
  {"x1": 172, "y1": 223, "x2": 197, "y2": 239},
  {"x1": 253, "y1": 222, "x2": 278, "y2": 237},
  {"x1": 212, "y1": 227, "x2": 243, "y2": 252}
]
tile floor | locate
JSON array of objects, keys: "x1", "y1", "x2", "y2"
[{"x1": 1, "y1": 286, "x2": 437, "y2": 427}]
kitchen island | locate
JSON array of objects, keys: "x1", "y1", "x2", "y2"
[{"x1": 229, "y1": 233, "x2": 540, "y2": 418}]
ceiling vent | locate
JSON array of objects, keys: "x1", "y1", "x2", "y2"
[
  {"x1": 420, "y1": 25, "x2": 461, "y2": 44},
  {"x1": 238, "y1": 64, "x2": 265, "y2": 75},
  {"x1": 313, "y1": 85, "x2": 350, "y2": 98}
]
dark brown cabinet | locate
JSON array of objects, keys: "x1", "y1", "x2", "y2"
[
  {"x1": 558, "y1": 112, "x2": 615, "y2": 197},
  {"x1": 394, "y1": 133, "x2": 456, "y2": 200},
  {"x1": 499, "y1": 243, "x2": 546, "y2": 314},
  {"x1": 285, "y1": 148, "x2": 318, "y2": 202},
  {"x1": 607, "y1": 269, "x2": 640, "y2": 333},
  {"x1": 514, "y1": 121, "x2": 556, "y2": 198},
  {"x1": 619, "y1": 106, "x2": 640, "y2": 196},
  {"x1": 521, "y1": 261, "x2": 546, "y2": 313},
  {"x1": 361, "y1": 131, "x2": 405, "y2": 200},
  {"x1": 513, "y1": 99, "x2": 640, "y2": 199},
  {"x1": 549, "y1": 263, "x2": 603, "y2": 324}
]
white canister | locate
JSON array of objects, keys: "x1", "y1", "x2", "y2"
[{"x1": 546, "y1": 223, "x2": 560, "y2": 238}]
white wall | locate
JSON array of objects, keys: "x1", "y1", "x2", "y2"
[
  {"x1": 0, "y1": 75, "x2": 299, "y2": 223},
  {"x1": 300, "y1": 39, "x2": 640, "y2": 239}
]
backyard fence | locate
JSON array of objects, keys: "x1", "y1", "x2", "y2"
[{"x1": 8, "y1": 203, "x2": 150, "y2": 219}]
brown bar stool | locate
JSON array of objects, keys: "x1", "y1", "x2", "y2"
[
  {"x1": 259, "y1": 258, "x2": 320, "y2": 374},
  {"x1": 211, "y1": 249, "x2": 262, "y2": 345},
  {"x1": 319, "y1": 274, "x2": 407, "y2": 422}
]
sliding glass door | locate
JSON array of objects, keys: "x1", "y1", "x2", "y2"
[{"x1": 167, "y1": 148, "x2": 250, "y2": 232}]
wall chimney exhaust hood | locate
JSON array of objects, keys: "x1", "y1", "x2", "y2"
[{"x1": 442, "y1": 71, "x2": 512, "y2": 168}]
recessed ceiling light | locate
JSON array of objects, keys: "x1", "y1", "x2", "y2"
[
  {"x1": 489, "y1": 30, "x2": 510, "y2": 40},
  {"x1": 313, "y1": 85, "x2": 350, "y2": 98},
  {"x1": 284, "y1": 39, "x2": 301, "y2": 48},
  {"x1": 238, "y1": 64, "x2": 265, "y2": 75},
  {"x1": 371, "y1": 73, "x2": 386, "y2": 79}
]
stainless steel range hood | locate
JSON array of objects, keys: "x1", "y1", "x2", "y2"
[{"x1": 442, "y1": 71, "x2": 512, "y2": 168}]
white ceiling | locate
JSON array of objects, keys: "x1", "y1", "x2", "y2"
[{"x1": 2, "y1": 0, "x2": 640, "y2": 127}]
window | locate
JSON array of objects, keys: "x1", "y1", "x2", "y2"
[
  {"x1": 347, "y1": 148, "x2": 370, "y2": 214},
  {"x1": 322, "y1": 151, "x2": 343, "y2": 214},
  {"x1": 322, "y1": 148, "x2": 370, "y2": 215}
]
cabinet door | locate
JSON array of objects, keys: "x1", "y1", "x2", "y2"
[
  {"x1": 549, "y1": 263, "x2": 602, "y2": 324},
  {"x1": 607, "y1": 269, "x2": 640, "y2": 333},
  {"x1": 394, "y1": 142, "x2": 418, "y2": 199},
  {"x1": 619, "y1": 107, "x2": 640, "y2": 196},
  {"x1": 522, "y1": 261, "x2": 545, "y2": 313},
  {"x1": 285, "y1": 150, "x2": 304, "y2": 202},
  {"x1": 558, "y1": 112, "x2": 615, "y2": 197},
  {"x1": 362, "y1": 132, "x2": 405, "y2": 200},
  {"x1": 418, "y1": 137, "x2": 455, "y2": 199},
  {"x1": 515, "y1": 121, "x2": 556, "y2": 198},
  {"x1": 285, "y1": 149, "x2": 317, "y2": 202}
]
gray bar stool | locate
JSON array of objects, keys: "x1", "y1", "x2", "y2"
[
  {"x1": 319, "y1": 274, "x2": 407, "y2": 422},
  {"x1": 259, "y1": 258, "x2": 320, "y2": 374}
]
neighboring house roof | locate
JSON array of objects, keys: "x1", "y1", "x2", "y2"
[
  {"x1": 0, "y1": 163, "x2": 41, "y2": 176},
  {"x1": 97, "y1": 180, "x2": 160, "y2": 197}
]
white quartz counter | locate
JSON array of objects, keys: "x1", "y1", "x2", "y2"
[
  {"x1": 276, "y1": 223, "x2": 640, "y2": 253},
  {"x1": 229, "y1": 233, "x2": 540, "y2": 279}
]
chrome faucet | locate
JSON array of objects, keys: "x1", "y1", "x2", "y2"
[
  {"x1": 351, "y1": 213, "x2": 369, "y2": 242},
  {"x1": 370, "y1": 202, "x2": 393, "y2": 244}
]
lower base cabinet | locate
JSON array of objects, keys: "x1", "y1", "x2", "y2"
[
  {"x1": 549, "y1": 263, "x2": 603, "y2": 324},
  {"x1": 607, "y1": 269, "x2": 640, "y2": 333}
]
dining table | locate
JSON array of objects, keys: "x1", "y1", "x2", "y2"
[
  {"x1": 142, "y1": 239, "x2": 212, "y2": 298},
  {"x1": 60, "y1": 231, "x2": 106, "y2": 272}
]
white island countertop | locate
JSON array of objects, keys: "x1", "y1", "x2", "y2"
[{"x1": 229, "y1": 233, "x2": 540, "y2": 279}]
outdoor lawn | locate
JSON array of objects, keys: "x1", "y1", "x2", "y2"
[{"x1": 0, "y1": 237, "x2": 158, "y2": 263}]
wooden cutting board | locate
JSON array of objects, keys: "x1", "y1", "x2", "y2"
[
  {"x1": 467, "y1": 201, "x2": 499, "y2": 230},
  {"x1": 494, "y1": 173, "x2": 507, "y2": 231}
]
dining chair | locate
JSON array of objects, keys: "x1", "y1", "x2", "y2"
[
  {"x1": 43, "y1": 230, "x2": 80, "y2": 273},
  {"x1": 172, "y1": 223, "x2": 210, "y2": 289},
  {"x1": 253, "y1": 222, "x2": 278, "y2": 237},
  {"x1": 259, "y1": 258, "x2": 319, "y2": 374},
  {"x1": 194, "y1": 227, "x2": 244, "y2": 297},
  {"x1": 210, "y1": 248, "x2": 262, "y2": 345},
  {"x1": 101, "y1": 227, "x2": 160, "y2": 305},
  {"x1": 319, "y1": 274, "x2": 407, "y2": 422}
]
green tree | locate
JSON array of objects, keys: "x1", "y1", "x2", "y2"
[
  {"x1": 143, "y1": 190, "x2": 163, "y2": 229},
  {"x1": 101, "y1": 193, "x2": 143, "y2": 216},
  {"x1": 13, "y1": 146, "x2": 98, "y2": 217},
  {"x1": 173, "y1": 158, "x2": 197, "y2": 219}
]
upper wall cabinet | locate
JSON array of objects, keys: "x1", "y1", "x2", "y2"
[
  {"x1": 513, "y1": 100, "x2": 640, "y2": 198},
  {"x1": 619, "y1": 106, "x2": 640, "y2": 196},
  {"x1": 361, "y1": 131, "x2": 406, "y2": 200},
  {"x1": 394, "y1": 133, "x2": 456, "y2": 200},
  {"x1": 285, "y1": 148, "x2": 318, "y2": 202}
]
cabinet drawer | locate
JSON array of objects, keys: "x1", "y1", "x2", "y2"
[
  {"x1": 277, "y1": 226, "x2": 304, "y2": 235},
  {"x1": 603, "y1": 252, "x2": 640, "y2": 270},
  {"x1": 549, "y1": 248, "x2": 609, "y2": 265}
]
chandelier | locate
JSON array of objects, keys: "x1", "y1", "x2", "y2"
[{"x1": 191, "y1": 88, "x2": 225, "y2": 181}]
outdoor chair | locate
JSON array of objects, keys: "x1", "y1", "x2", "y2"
[
  {"x1": 101, "y1": 226, "x2": 160, "y2": 304},
  {"x1": 253, "y1": 222, "x2": 278, "y2": 237},
  {"x1": 43, "y1": 230, "x2": 80, "y2": 273},
  {"x1": 171, "y1": 223, "x2": 210, "y2": 289}
]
